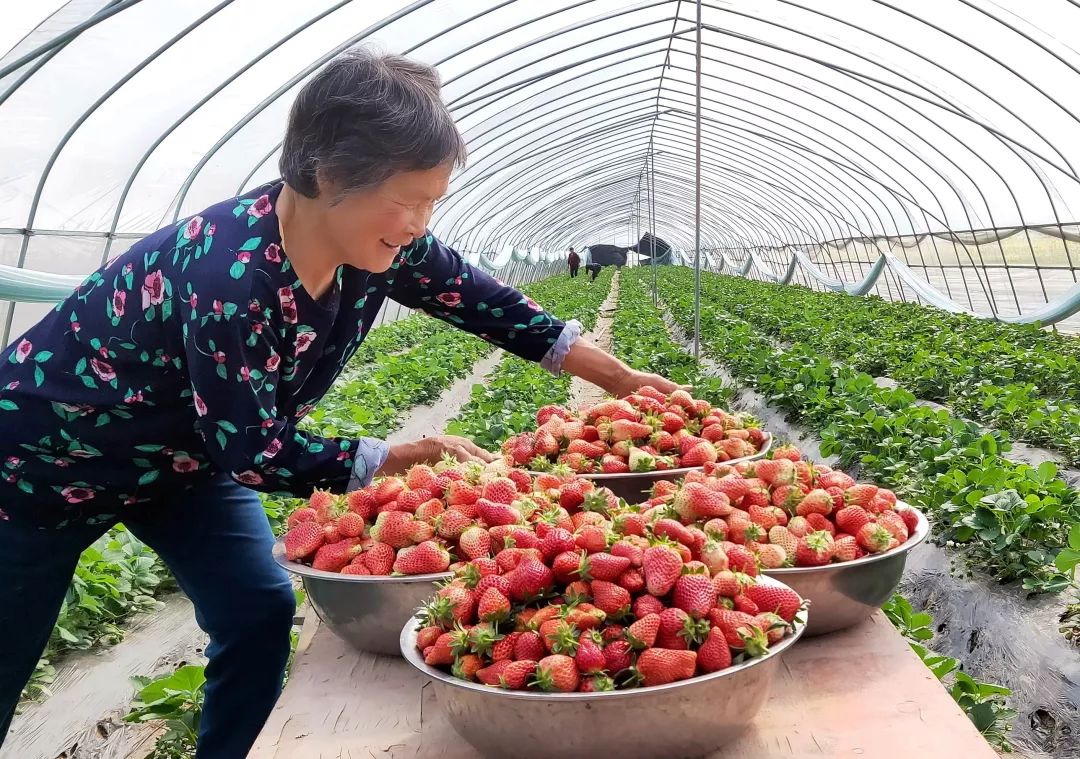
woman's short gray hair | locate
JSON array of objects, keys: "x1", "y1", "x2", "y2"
[{"x1": 280, "y1": 48, "x2": 467, "y2": 200}]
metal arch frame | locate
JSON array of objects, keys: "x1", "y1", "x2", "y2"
[{"x1": 2, "y1": 0, "x2": 1080, "y2": 333}]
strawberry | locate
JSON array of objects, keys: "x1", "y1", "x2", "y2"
[
  {"x1": 844, "y1": 483, "x2": 879, "y2": 508},
  {"x1": 435, "y1": 510, "x2": 472, "y2": 541},
  {"x1": 532, "y1": 655, "x2": 580, "y2": 692},
  {"x1": 832, "y1": 535, "x2": 859, "y2": 562},
  {"x1": 506, "y1": 558, "x2": 556, "y2": 602},
  {"x1": 575, "y1": 634, "x2": 607, "y2": 674},
  {"x1": 835, "y1": 505, "x2": 872, "y2": 536},
  {"x1": 650, "y1": 430, "x2": 678, "y2": 453},
  {"x1": 287, "y1": 507, "x2": 318, "y2": 528},
  {"x1": 458, "y1": 526, "x2": 492, "y2": 559},
  {"x1": 396, "y1": 489, "x2": 429, "y2": 514},
  {"x1": 601, "y1": 454, "x2": 631, "y2": 473},
  {"x1": 312, "y1": 539, "x2": 361, "y2": 572},
  {"x1": 804, "y1": 513, "x2": 834, "y2": 535},
  {"x1": 767, "y1": 525, "x2": 798, "y2": 558},
  {"x1": 617, "y1": 567, "x2": 645, "y2": 594},
  {"x1": 362, "y1": 542, "x2": 395, "y2": 575},
  {"x1": 563, "y1": 603, "x2": 606, "y2": 631},
  {"x1": 700, "y1": 540, "x2": 730, "y2": 574},
  {"x1": 746, "y1": 504, "x2": 779, "y2": 530},
  {"x1": 643, "y1": 545, "x2": 683, "y2": 596},
  {"x1": 393, "y1": 541, "x2": 450, "y2": 575},
  {"x1": 580, "y1": 673, "x2": 616, "y2": 692},
  {"x1": 374, "y1": 477, "x2": 405, "y2": 506},
  {"x1": 537, "y1": 404, "x2": 572, "y2": 426},
  {"x1": 633, "y1": 594, "x2": 666, "y2": 620},
  {"x1": 340, "y1": 562, "x2": 370, "y2": 576},
  {"x1": 856, "y1": 523, "x2": 893, "y2": 553},
  {"x1": 795, "y1": 489, "x2": 833, "y2": 516},
  {"x1": 446, "y1": 479, "x2": 481, "y2": 507},
  {"x1": 284, "y1": 521, "x2": 325, "y2": 561},
  {"x1": 772, "y1": 444, "x2": 801, "y2": 462},
  {"x1": 416, "y1": 625, "x2": 443, "y2": 651},
  {"x1": 575, "y1": 525, "x2": 609, "y2": 554},
  {"x1": 608, "y1": 419, "x2": 653, "y2": 443},
  {"x1": 590, "y1": 580, "x2": 631, "y2": 617},
  {"x1": 506, "y1": 434, "x2": 536, "y2": 466},
  {"x1": 514, "y1": 631, "x2": 546, "y2": 662},
  {"x1": 711, "y1": 609, "x2": 768, "y2": 655},
  {"x1": 653, "y1": 518, "x2": 695, "y2": 546},
  {"x1": 795, "y1": 531, "x2": 835, "y2": 566},
  {"x1": 552, "y1": 551, "x2": 584, "y2": 585},
  {"x1": 626, "y1": 613, "x2": 661, "y2": 648},
  {"x1": 725, "y1": 544, "x2": 759, "y2": 576},
  {"x1": 755, "y1": 612, "x2": 789, "y2": 644},
  {"x1": 452, "y1": 653, "x2": 484, "y2": 682},
  {"x1": 533, "y1": 429, "x2": 560, "y2": 458},
  {"x1": 681, "y1": 441, "x2": 718, "y2": 467},
  {"x1": 637, "y1": 649, "x2": 697, "y2": 686},
  {"x1": 564, "y1": 580, "x2": 592, "y2": 603},
  {"x1": 579, "y1": 553, "x2": 631, "y2": 582},
  {"x1": 697, "y1": 627, "x2": 733, "y2": 673},
  {"x1": 414, "y1": 498, "x2": 445, "y2": 522},
  {"x1": 701, "y1": 424, "x2": 726, "y2": 443},
  {"x1": 660, "y1": 411, "x2": 686, "y2": 433},
  {"x1": 481, "y1": 476, "x2": 519, "y2": 505},
  {"x1": 818, "y1": 470, "x2": 856, "y2": 490},
  {"x1": 540, "y1": 527, "x2": 577, "y2": 561},
  {"x1": 877, "y1": 510, "x2": 909, "y2": 542},
  {"x1": 898, "y1": 506, "x2": 920, "y2": 535},
  {"x1": 559, "y1": 480, "x2": 592, "y2": 510},
  {"x1": 476, "y1": 498, "x2": 522, "y2": 527},
  {"x1": 345, "y1": 488, "x2": 377, "y2": 519},
  {"x1": 370, "y1": 511, "x2": 417, "y2": 549},
  {"x1": 567, "y1": 439, "x2": 606, "y2": 459},
  {"x1": 746, "y1": 583, "x2": 801, "y2": 622},
  {"x1": 734, "y1": 593, "x2": 760, "y2": 615},
  {"x1": 323, "y1": 523, "x2": 342, "y2": 545},
  {"x1": 491, "y1": 631, "x2": 522, "y2": 662},
  {"x1": 603, "y1": 639, "x2": 633, "y2": 673},
  {"x1": 786, "y1": 515, "x2": 812, "y2": 538},
  {"x1": 335, "y1": 512, "x2": 365, "y2": 538},
  {"x1": 475, "y1": 659, "x2": 513, "y2": 686},
  {"x1": 672, "y1": 574, "x2": 718, "y2": 619},
  {"x1": 559, "y1": 452, "x2": 595, "y2": 473},
  {"x1": 474, "y1": 574, "x2": 512, "y2": 597},
  {"x1": 477, "y1": 587, "x2": 512, "y2": 623},
  {"x1": 702, "y1": 518, "x2": 728, "y2": 541},
  {"x1": 424, "y1": 632, "x2": 456, "y2": 666},
  {"x1": 610, "y1": 538, "x2": 645, "y2": 566},
  {"x1": 755, "y1": 543, "x2": 787, "y2": 569}
]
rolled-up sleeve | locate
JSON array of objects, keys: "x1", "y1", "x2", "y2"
[{"x1": 387, "y1": 232, "x2": 578, "y2": 369}]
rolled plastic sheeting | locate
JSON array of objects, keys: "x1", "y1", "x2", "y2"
[{"x1": 0, "y1": 264, "x2": 86, "y2": 302}]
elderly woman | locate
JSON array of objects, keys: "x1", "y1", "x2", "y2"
[{"x1": 0, "y1": 50, "x2": 680, "y2": 756}]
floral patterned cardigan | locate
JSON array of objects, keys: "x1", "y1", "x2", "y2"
[{"x1": 0, "y1": 181, "x2": 580, "y2": 529}]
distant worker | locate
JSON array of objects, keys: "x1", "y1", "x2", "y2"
[
  {"x1": 567, "y1": 247, "x2": 581, "y2": 278},
  {"x1": 586, "y1": 262, "x2": 603, "y2": 281}
]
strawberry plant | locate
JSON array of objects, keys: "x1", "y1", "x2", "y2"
[
  {"x1": 647, "y1": 267, "x2": 1080, "y2": 594},
  {"x1": 446, "y1": 269, "x2": 615, "y2": 449},
  {"x1": 884, "y1": 595, "x2": 1015, "y2": 750}
]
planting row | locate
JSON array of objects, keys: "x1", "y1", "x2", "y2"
[
  {"x1": 706, "y1": 275, "x2": 1080, "y2": 464},
  {"x1": 446, "y1": 269, "x2": 615, "y2": 449},
  {"x1": 647, "y1": 268, "x2": 1080, "y2": 594}
]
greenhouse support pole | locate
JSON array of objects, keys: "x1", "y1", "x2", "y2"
[
  {"x1": 693, "y1": 0, "x2": 703, "y2": 359},
  {"x1": 650, "y1": 150, "x2": 658, "y2": 306}
]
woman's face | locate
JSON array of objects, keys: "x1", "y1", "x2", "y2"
[{"x1": 322, "y1": 163, "x2": 453, "y2": 273}]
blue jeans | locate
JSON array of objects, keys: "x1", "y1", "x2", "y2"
[{"x1": 0, "y1": 476, "x2": 295, "y2": 758}]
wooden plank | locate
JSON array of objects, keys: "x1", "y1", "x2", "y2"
[{"x1": 252, "y1": 612, "x2": 997, "y2": 759}]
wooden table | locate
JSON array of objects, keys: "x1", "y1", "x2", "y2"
[{"x1": 251, "y1": 611, "x2": 998, "y2": 759}]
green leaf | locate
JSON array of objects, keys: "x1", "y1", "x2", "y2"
[
  {"x1": 0, "y1": 399, "x2": 19, "y2": 411},
  {"x1": 34, "y1": 351, "x2": 53, "y2": 362},
  {"x1": 1069, "y1": 523, "x2": 1080, "y2": 551},
  {"x1": 34, "y1": 365, "x2": 44, "y2": 387},
  {"x1": 216, "y1": 430, "x2": 227, "y2": 450},
  {"x1": 138, "y1": 470, "x2": 160, "y2": 486},
  {"x1": 238, "y1": 236, "x2": 262, "y2": 252},
  {"x1": 217, "y1": 420, "x2": 237, "y2": 433},
  {"x1": 229, "y1": 261, "x2": 246, "y2": 279}
]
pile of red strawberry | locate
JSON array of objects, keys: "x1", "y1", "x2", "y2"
[
  {"x1": 413, "y1": 517, "x2": 803, "y2": 692},
  {"x1": 637, "y1": 446, "x2": 920, "y2": 568},
  {"x1": 503, "y1": 385, "x2": 767, "y2": 474},
  {"x1": 281, "y1": 460, "x2": 629, "y2": 577}
]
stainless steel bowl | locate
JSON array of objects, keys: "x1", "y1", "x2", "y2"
[
  {"x1": 272, "y1": 540, "x2": 450, "y2": 656},
  {"x1": 764, "y1": 503, "x2": 930, "y2": 637},
  {"x1": 532, "y1": 432, "x2": 772, "y2": 502},
  {"x1": 400, "y1": 574, "x2": 806, "y2": 759}
]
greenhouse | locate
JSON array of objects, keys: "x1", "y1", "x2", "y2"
[{"x1": 2, "y1": 1, "x2": 1080, "y2": 758}]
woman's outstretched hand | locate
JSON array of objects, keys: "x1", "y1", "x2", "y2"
[
  {"x1": 379, "y1": 435, "x2": 497, "y2": 475},
  {"x1": 608, "y1": 369, "x2": 689, "y2": 399}
]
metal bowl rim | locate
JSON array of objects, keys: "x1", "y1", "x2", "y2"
[
  {"x1": 271, "y1": 540, "x2": 452, "y2": 584},
  {"x1": 764, "y1": 502, "x2": 929, "y2": 575},
  {"x1": 399, "y1": 574, "x2": 806, "y2": 701},
  {"x1": 526, "y1": 431, "x2": 771, "y2": 481}
]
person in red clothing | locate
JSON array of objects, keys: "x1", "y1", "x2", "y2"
[{"x1": 567, "y1": 247, "x2": 581, "y2": 278}]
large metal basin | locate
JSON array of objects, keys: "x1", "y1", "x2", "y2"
[
  {"x1": 764, "y1": 504, "x2": 929, "y2": 636},
  {"x1": 273, "y1": 540, "x2": 449, "y2": 656},
  {"x1": 532, "y1": 432, "x2": 771, "y2": 502},
  {"x1": 400, "y1": 574, "x2": 806, "y2": 759}
]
